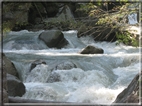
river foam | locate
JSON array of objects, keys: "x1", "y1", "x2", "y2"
[{"x1": 3, "y1": 30, "x2": 141, "y2": 104}]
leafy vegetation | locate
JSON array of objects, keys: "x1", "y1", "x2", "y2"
[
  {"x1": 2, "y1": 1, "x2": 140, "y2": 47},
  {"x1": 77, "y1": 2, "x2": 140, "y2": 46},
  {"x1": 116, "y1": 31, "x2": 139, "y2": 46},
  {"x1": 2, "y1": 2, "x2": 31, "y2": 33}
]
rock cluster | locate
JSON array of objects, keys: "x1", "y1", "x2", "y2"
[{"x1": 1, "y1": 53, "x2": 26, "y2": 104}]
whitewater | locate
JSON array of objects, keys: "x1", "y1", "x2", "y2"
[{"x1": 3, "y1": 30, "x2": 141, "y2": 104}]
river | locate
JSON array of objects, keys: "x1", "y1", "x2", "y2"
[{"x1": 3, "y1": 30, "x2": 141, "y2": 104}]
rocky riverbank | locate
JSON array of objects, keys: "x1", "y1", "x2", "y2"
[
  {"x1": 1, "y1": 1, "x2": 141, "y2": 105},
  {"x1": 1, "y1": 52, "x2": 141, "y2": 104},
  {"x1": 2, "y1": 2, "x2": 140, "y2": 45}
]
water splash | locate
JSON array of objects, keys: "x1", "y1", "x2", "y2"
[{"x1": 3, "y1": 30, "x2": 141, "y2": 104}]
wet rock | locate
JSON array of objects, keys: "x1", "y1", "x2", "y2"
[
  {"x1": 54, "y1": 61, "x2": 77, "y2": 70},
  {"x1": 3, "y1": 53, "x2": 19, "y2": 78},
  {"x1": 80, "y1": 45, "x2": 104, "y2": 54},
  {"x1": 47, "y1": 61, "x2": 77, "y2": 83},
  {"x1": 30, "y1": 59, "x2": 46, "y2": 72},
  {"x1": 7, "y1": 74, "x2": 26, "y2": 97},
  {"x1": 113, "y1": 72, "x2": 142, "y2": 103},
  {"x1": 47, "y1": 72, "x2": 61, "y2": 83},
  {"x1": 38, "y1": 30, "x2": 68, "y2": 49}
]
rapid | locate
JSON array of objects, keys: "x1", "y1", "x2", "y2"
[{"x1": 2, "y1": 30, "x2": 141, "y2": 104}]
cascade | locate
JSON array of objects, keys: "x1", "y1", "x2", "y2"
[{"x1": 3, "y1": 30, "x2": 140, "y2": 104}]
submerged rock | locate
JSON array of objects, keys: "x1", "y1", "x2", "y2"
[
  {"x1": 7, "y1": 74, "x2": 26, "y2": 97},
  {"x1": 54, "y1": 61, "x2": 77, "y2": 70},
  {"x1": 80, "y1": 45, "x2": 104, "y2": 54},
  {"x1": 47, "y1": 72, "x2": 61, "y2": 83},
  {"x1": 38, "y1": 30, "x2": 68, "y2": 49},
  {"x1": 47, "y1": 61, "x2": 77, "y2": 83},
  {"x1": 30, "y1": 59, "x2": 46, "y2": 72},
  {"x1": 113, "y1": 72, "x2": 142, "y2": 103}
]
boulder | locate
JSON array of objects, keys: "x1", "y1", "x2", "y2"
[
  {"x1": 113, "y1": 72, "x2": 142, "y2": 104},
  {"x1": 47, "y1": 72, "x2": 61, "y2": 83},
  {"x1": 80, "y1": 45, "x2": 104, "y2": 54},
  {"x1": 3, "y1": 53, "x2": 19, "y2": 78},
  {"x1": 43, "y1": 5, "x2": 75, "y2": 23},
  {"x1": 41, "y1": 3, "x2": 59, "y2": 17},
  {"x1": 30, "y1": 59, "x2": 46, "y2": 72},
  {"x1": 1, "y1": 68, "x2": 9, "y2": 103},
  {"x1": 7, "y1": 74, "x2": 26, "y2": 97},
  {"x1": 2, "y1": 88, "x2": 9, "y2": 103},
  {"x1": 2, "y1": 68, "x2": 8, "y2": 91},
  {"x1": 54, "y1": 61, "x2": 77, "y2": 70},
  {"x1": 38, "y1": 30, "x2": 68, "y2": 49},
  {"x1": 47, "y1": 61, "x2": 77, "y2": 83}
]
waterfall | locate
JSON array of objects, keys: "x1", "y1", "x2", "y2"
[
  {"x1": 128, "y1": 13, "x2": 138, "y2": 24},
  {"x1": 3, "y1": 30, "x2": 141, "y2": 104}
]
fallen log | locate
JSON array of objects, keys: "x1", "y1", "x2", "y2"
[{"x1": 8, "y1": 96, "x2": 68, "y2": 103}]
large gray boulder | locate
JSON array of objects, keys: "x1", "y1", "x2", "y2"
[
  {"x1": 39, "y1": 30, "x2": 68, "y2": 49},
  {"x1": 3, "y1": 53, "x2": 19, "y2": 78},
  {"x1": 7, "y1": 74, "x2": 26, "y2": 97},
  {"x1": 80, "y1": 45, "x2": 104, "y2": 54},
  {"x1": 113, "y1": 72, "x2": 142, "y2": 104}
]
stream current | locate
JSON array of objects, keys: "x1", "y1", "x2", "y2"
[{"x1": 3, "y1": 30, "x2": 141, "y2": 104}]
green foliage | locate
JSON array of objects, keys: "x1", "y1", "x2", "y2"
[
  {"x1": 116, "y1": 31, "x2": 139, "y2": 47},
  {"x1": 96, "y1": 16, "x2": 112, "y2": 25},
  {"x1": 96, "y1": 3, "x2": 139, "y2": 25},
  {"x1": 2, "y1": 21, "x2": 14, "y2": 33},
  {"x1": 75, "y1": 3, "x2": 97, "y2": 17},
  {"x1": 3, "y1": 2, "x2": 31, "y2": 12},
  {"x1": 116, "y1": 0, "x2": 128, "y2": 2},
  {"x1": 93, "y1": 3, "x2": 139, "y2": 47},
  {"x1": 2, "y1": 2, "x2": 31, "y2": 33},
  {"x1": 44, "y1": 20, "x2": 86, "y2": 31}
]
